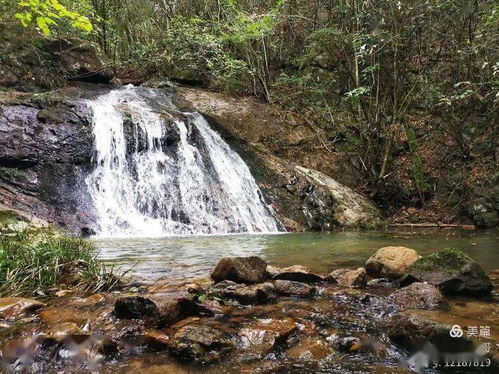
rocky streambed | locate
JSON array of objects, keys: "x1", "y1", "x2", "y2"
[{"x1": 0, "y1": 247, "x2": 497, "y2": 373}]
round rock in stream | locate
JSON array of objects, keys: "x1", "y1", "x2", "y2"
[
  {"x1": 273, "y1": 280, "x2": 316, "y2": 298},
  {"x1": 328, "y1": 267, "x2": 367, "y2": 288},
  {"x1": 211, "y1": 256, "x2": 268, "y2": 284},
  {"x1": 388, "y1": 282, "x2": 445, "y2": 310},
  {"x1": 365, "y1": 246, "x2": 420, "y2": 279}
]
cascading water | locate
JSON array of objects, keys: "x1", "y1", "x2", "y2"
[{"x1": 85, "y1": 85, "x2": 281, "y2": 237}]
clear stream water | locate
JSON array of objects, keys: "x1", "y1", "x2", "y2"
[{"x1": 93, "y1": 230, "x2": 499, "y2": 281}]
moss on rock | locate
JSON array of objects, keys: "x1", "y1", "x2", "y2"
[{"x1": 405, "y1": 248, "x2": 493, "y2": 296}]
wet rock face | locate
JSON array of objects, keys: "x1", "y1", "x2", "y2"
[
  {"x1": 388, "y1": 282, "x2": 445, "y2": 310},
  {"x1": 239, "y1": 318, "x2": 298, "y2": 354},
  {"x1": 328, "y1": 267, "x2": 367, "y2": 288},
  {"x1": 0, "y1": 90, "x2": 97, "y2": 234},
  {"x1": 365, "y1": 246, "x2": 421, "y2": 279},
  {"x1": 207, "y1": 280, "x2": 275, "y2": 305},
  {"x1": 114, "y1": 296, "x2": 160, "y2": 320},
  {"x1": 273, "y1": 280, "x2": 316, "y2": 298},
  {"x1": 0, "y1": 297, "x2": 45, "y2": 320},
  {"x1": 175, "y1": 87, "x2": 382, "y2": 231},
  {"x1": 272, "y1": 265, "x2": 324, "y2": 283},
  {"x1": 403, "y1": 248, "x2": 493, "y2": 296},
  {"x1": 385, "y1": 312, "x2": 473, "y2": 352},
  {"x1": 154, "y1": 297, "x2": 207, "y2": 327},
  {"x1": 285, "y1": 336, "x2": 333, "y2": 361},
  {"x1": 211, "y1": 256, "x2": 269, "y2": 284},
  {"x1": 170, "y1": 324, "x2": 234, "y2": 363},
  {"x1": 0, "y1": 103, "x2": 93, "y2": 165}
]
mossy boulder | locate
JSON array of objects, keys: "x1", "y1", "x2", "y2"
[{"x1": 403, "y1": 248, "x2": 493, "y2": 296}]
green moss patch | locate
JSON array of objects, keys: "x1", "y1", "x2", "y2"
[{"x1": 410, "y1": 248, "x2": 488, "y2": 279}]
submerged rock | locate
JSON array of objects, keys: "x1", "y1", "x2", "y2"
[
  {"x1": 239, "y1": 318, "x2": 298, "y2": 354},
  {"x1": 143, "y1": 329, "x2": 171, "y2": 349},
  {"x1": 273, "y1": 265, "x2": 323, "y2": 283},
  {"x1": 385, "y1": 312, "x2": 473, "y2": 352},
  {"x1": 388, "y1": 282, "x2": 445, "y2": 310},
  {"x1": 207, "y1": 280, "x2": 275, "y2": 305},
  {"x1": 286, "y1": 336, "x2": 333, "y2": 361},
  {"x1": 50, "y1": 322, "x2": 85, "y2": 339},
  {"x1": 327, "y1": 335, "x2": 361, "y2": 353},
  {"x1": 403, "y1": 248, "x2": 493, "y2": 296},
  {"x1": 114, "y1": 296, "x2": 160, "y2": 320},
  {"x1": 72, "y1": 293, "x2": 105, "y2": 307},
  {"x1": 328, "y1": 268, "x2": 367, "y2": 288},
  {"x1": 0, "y1": 297, "x2": 45, "y2": 320},
  {"x1": 211, "y1": 256, "x2": 268, "y2": 284},
  {"x1": 273, "y1": 280, "x2": 316, "y2": 298},
  {"x1": 365, "y1": 246, "x2": 420, "y2": 279},
  {"x1": 170, "y1": 324, "x2": 234, "y2": 363}
]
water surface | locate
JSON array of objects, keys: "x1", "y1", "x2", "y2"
[{"x1": 93, "y1": 229, "x2": 499, "y2": 281}]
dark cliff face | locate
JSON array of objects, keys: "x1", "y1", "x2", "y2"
[{"x1": 0, "y1": 89, "x2": 98, "y2": 234}]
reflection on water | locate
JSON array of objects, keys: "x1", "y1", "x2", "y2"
[{"x1": 93, "y1": 230, "x2": 499, "y2": 281}]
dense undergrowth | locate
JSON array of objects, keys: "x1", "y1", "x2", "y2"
[{"x1": 0, "y1": 218, "x2": 117, "y2": 297}]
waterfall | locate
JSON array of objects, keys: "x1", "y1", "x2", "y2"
[{"x1": 84, "y1": 85, "x2": 281, "y2": 237}]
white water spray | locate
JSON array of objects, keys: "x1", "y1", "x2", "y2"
[{"x1": 85, "y1": 86, "x2": 281, "y2": 237}]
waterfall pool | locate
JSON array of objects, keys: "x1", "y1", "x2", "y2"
[
  {"x1": 89, "y1": 229, "x2": 499, "y2": 374},
  {"x1": 93, "y1": 229, "x2": 499, "y2": 281}
]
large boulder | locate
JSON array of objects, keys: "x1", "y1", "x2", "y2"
[
  {"x1": 211, "y1": 256, "x2": 268, "y2": 284},
  {"x1": 0, "y1": 28, "x2": 113, "y2": 88},
  {"x1": 388, "y1": 282, "x2": 445, "y2": 310},
  {"x1": 44, "y1": 38, "x2": 113, "y2": 84},
  {"x1": 403, "y1": 248, "x2": 493, "y2": 296},
  {"x1": 365, "y1": 246, "x2": 421, "y2": 279}
]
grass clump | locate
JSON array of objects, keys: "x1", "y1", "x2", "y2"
[{"x1": 0, "y1": 226, "x2": 118, "y2": 297}]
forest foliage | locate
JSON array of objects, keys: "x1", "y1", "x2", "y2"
[{"x1": 2, "y1": 0, "x2": 499, "y2": 208}]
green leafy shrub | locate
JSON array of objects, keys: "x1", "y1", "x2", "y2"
[{"x1": 14, "y1": 0, "x2": 92, "y2": 35}]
